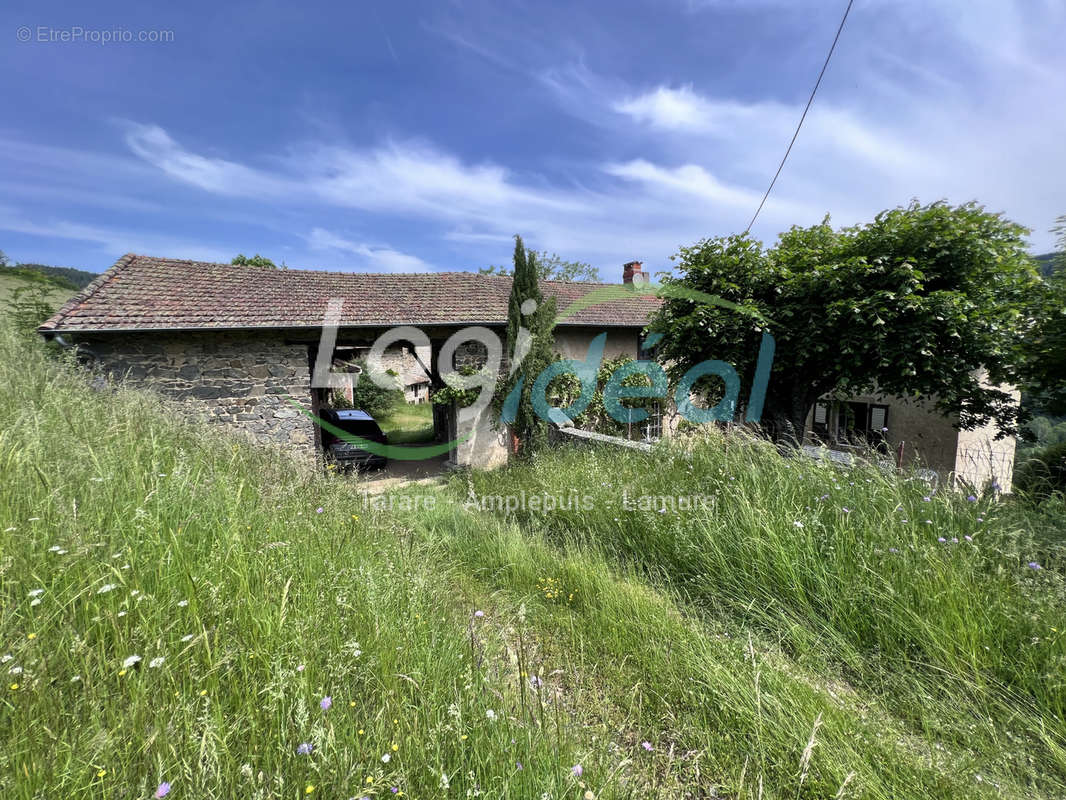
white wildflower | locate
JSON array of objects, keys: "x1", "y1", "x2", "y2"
[
  {"x1": 793, "y1": 521, "x2": 804, "y2": 528},
  {"x1": 71, "y1": 675, "x2": 81, "y2": 682},
  {"x1": 117, "y1": 611, "x2": 127, "y2": 617},
  {"x1": 30, "y1": 598, "x2": 41, "y2": 607},
  {"x1": 181, "y1": 634, "x2": 195, "y2": 642},
  {"x1": 122, "y1": 654, "x2": 142, "y2": 669},
  {"x1": 149, "y1": 657, "x2": 165, "y2": 668},
  {"x1": 57, "y1": 549, "x2": 67, "y2": 555},
  {"x1": 177, "y1": 600, "x2": 189, "y2": 607},
  {"x1": 28, "y1": 589, "x2": 44, "y2": 598},
  {"x1": 0, "y1": 654, "x2": 11, "y2": 663},
  {"x1": 48, "y1": 546, "x2": 61, "y2": 552},
  {"x1": 97, "y1": 583, "x2": 117, "y2": 594},
  {"x1": 9, "y1": 666, "x2": 23, "y2": 675},
  {"x1": 381, "y1": 753, "x2": 391, "y2": 763},
  {"x1": 439, "y1": 772, "x2": 451, "y2": 790},
  {"x1": 485, "y1": 709, "x2": 497, "y2": 721}
]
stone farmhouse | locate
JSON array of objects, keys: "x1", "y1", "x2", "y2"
[
  {"x1": 38, "y1": 254, "x2": 1015, "y2": 487},
  {"x1": 38, "y1": 254, "x2": 657, "y2": 469}
]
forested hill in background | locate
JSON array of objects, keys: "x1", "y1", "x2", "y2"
[
  {"x1": 1035, "y1": 253, "x2": 1063, "y2": 278},
  {"x1": 1, "y1": 263, "x2": 99, "y2": 290}
]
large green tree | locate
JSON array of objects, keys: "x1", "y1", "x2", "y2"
[
  {"x1": 481, "y1": 250, "x2": 599, "y2": 282},
  {"x1": 501, "y1": 235, "x2": 557, "y2": 456},
  {"x1": 1022, "y1": 215, "x2": 1066, "y2": 416},
  {"x1": 231, "y1": 254, "x2": 278, "y2": 268},
  {"x1": 652, "y1": 201, "x2": 1040, "y2": 442}
]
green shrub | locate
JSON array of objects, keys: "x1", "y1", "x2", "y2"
[{"x1": 1015, "y1": 440, "x2": 1066, "y2": 499}]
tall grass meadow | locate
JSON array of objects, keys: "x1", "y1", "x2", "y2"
[{"x1": 2, "y1": 320, "x2": 1065, "y2": 798}]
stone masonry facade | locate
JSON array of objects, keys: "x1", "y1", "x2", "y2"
[{"x1": 73, "y1": 330, "x2": 318, "y2": 453}]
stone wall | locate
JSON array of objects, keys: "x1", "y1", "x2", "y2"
[{"x1": 73, "y1": 330, "x2": 318, "y2": 453}]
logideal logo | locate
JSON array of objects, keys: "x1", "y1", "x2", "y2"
[{"x1": 289, "y1": 283, "x2": 775, "y2": 460}]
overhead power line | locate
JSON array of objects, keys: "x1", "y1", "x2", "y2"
[{"x1": 744, "y1": 0, "x2": 855, "y2": 234}]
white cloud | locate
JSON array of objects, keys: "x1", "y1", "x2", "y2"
[
  {"x1": 613, "y1": 85, "x2": 722, "y2": 132},
  {"x1": 306, "y1": 227, "x2": 432, "y2": 272},
  {"x1": 124, "y1": 123, "x2": 292, "y2": 198},
  {"x1": 111, "y1": 0, "x2": 1065, "y2": 269},
  {"x1": 0, "y1": 207, "x2": 233, "y2": 264},
  {"x1": 299, "y1": 140, "x2": 589, "y2": 221}
]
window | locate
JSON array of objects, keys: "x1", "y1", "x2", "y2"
[
  {"x1": 812, "y1": 402, "x2": 830, "y2": 440},
  {"x1": 836, "y1": 402, "x2": 889, "y2": 451}
]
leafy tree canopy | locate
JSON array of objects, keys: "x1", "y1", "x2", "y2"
[
  {"x1": 1022, "y1": 215, "x2": 1066, "y2": 416},
  {"x1": 651, "y1": 200, "x2": 1040, "y2": 442},
  {"x1": 231, "y1": 254, "x2": 278, "y2": 268},
  {"x1": 481, "y1": 250, "x2": 599, "y2": 282},
  {"x1": 332, "y1": 359, "x2": 402, "y2": 418}
]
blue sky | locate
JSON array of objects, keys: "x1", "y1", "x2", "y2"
[{"x1": 2, "y1": 0, "x2": 1064, "y2": 278}]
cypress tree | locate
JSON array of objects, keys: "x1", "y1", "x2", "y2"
[{"x1": 504, "y1": 235, "x2": 556, "y2": 457}]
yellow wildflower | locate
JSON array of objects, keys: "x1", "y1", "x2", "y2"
[
  {"x1": 27, "y1": 633, "x2": 36, "y2": 640},
  {"x1": 305, "y1": 786, "x2": 315, "y2": 795},
  {"x1": 9, "y1": 683, "x2": 18, "y2": 690}
]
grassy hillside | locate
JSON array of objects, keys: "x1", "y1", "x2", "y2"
[
  {"x1": 0, "y1": 270, "x2": 75, "y2": 312},
  {"x1": 2, "y1": 321, "x2": 1066, "y2": 798},
  {"x1": 11, "y1": 263, "x2": 99, "y2": 289}
]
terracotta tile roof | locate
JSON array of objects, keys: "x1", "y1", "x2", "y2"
[{"x1": 39, "y1": 254, "x2": 661, "y2": 333}]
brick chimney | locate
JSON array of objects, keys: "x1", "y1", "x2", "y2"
[{"x1": 622, "y1": 261, "x2": 645, "y2": 284}]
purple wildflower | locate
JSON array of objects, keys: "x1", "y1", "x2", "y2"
[
  {"x1": 571, "y1": 764, "x2": 583, "y2": 777},
  {"x1": 315, "y1": 507, "x2": 324, "y2": 514},
  {"x1": 641, "y1": 741, "x2": 654, "y2": 751},
  {"x1": 320, "y1": 696, "x2": 332, "y2": 711},
  {"x1": 391, "y1": 788, "x2": 399, "y2": 794},
  {"x1": 154, "y1": 782, "x2": 171, "y2": 798},
  {"x1": 967, "y1": 495, "x2": 977, "y2": 502},
  {"x1": 938, "y1": 537, "x2": 946, "y2": 543},
  {"x1": 964, "y1": 535, "x2": 973, "y2": 542},
  {"x1": 297, "y1": 742, "x2": 313, "y2": 755},
  {"x1": 951, "y1": 537, "x2": 959, "y2": 543},
  {"x1": 473, "y1": 610, "x2": 484, "y2": 618},
  {"x1": 842, "y1": 507, "x2": 850, "y2": 514},
  {"x1": 888, "y1": 547, "x2": 899, "y2": 553},
  {"x1": 516, "y1": 761, "x2": 523, "y2": 770},
  {"x1": 1028, "y1": 562, "x2": 1043, "y2": 570},
  {"x1": 923, "y1": 496, "x2": 932, "y2": 502}
]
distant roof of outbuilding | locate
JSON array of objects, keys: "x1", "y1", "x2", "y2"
[{"x1": 39, "y1": 254, "x2": 661, "y2": 333}]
